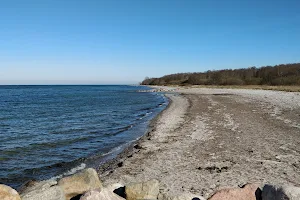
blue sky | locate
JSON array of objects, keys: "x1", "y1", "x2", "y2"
[{"x1": 1, "y1": 0, "x2": 300, "y2": 84}]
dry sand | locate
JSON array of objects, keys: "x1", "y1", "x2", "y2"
[{"x1": 99, "y1": 86, "x2": 300, "y2": 198}]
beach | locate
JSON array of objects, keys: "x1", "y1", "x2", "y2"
[{"x1": 99, "y1": 86, "x2": 300, "y2": 199}]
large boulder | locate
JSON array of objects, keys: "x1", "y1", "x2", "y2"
[
  {"x1": 208, "y1": 184, "x2": 260, "y2": 200},
  {"x1": 125, "y1": 179, "x2": 160, "y2": 200},
  {"x1": 262, "y1": 184, "x2": 300, "y2": 200},
  {"x1": 58, "y1": 168, "x2": 103, "y2": 200},
  {"x1": 0, "y1": 184, "x2": 21, "y2": 200},
  {"x1": 20, "y1": 180, "x2": 65, "y2": 200}
]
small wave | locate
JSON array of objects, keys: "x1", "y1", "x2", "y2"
[
  {"x1": 157, "y1": 102, "x2": 167, "y2": 107},
  {"x1": 136, "y1": 113, "x2": 146, "y2": 118},
  {"x1": 146, "y1": 111, "x2": 153, "y2": 115},
  {"x1": 49, "y1": 128, "x2": 87, "y2": 135},
  {"x1": 137, "y1": 107, "x2": 152, "y2": 112},
  {"x1": 0, "y1": 123, "x2": 10, "y2": 126},
  {"x1": 50, "y1": 163, "x2": 86, "y2": 180},
  {"x1": 136, "y1": 113, "x2": 152, "y2": 120},
  {"x1": 103, "y1": 124, "x2": 134, "y2": 136},
  {"x1": 136, "y1": 111, "x2": 152, "y2": 118},
  {"x1": 101, "y1": 145, "x2": 123, "y2": 157},
  {"x1": 1, "y1": 137, "x2": 91, "y2": 154}
]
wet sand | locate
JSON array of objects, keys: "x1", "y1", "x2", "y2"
[{"x1": 99, "y1": 87, "x2": 300, "y2": 198}]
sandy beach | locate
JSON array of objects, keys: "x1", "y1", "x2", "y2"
[{"x1": 99, "y1": 86, "x2": 300, "y2": 199}]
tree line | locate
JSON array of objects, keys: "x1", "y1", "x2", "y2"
[{"x1": 141, "y1": 63, "x2": 300, "y2": 86}]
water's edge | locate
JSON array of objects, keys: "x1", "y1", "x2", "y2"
[{"x1": 97, "y1": 92, "x2": 173, "y2": 179}]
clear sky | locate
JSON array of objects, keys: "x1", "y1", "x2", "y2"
[{"x1": 1, "y1": 0, "x2": 300, "y2": 84}]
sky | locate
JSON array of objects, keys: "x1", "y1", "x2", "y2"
[{"x1": 1, "y1": 0, "x2": 300, "y2": 84}]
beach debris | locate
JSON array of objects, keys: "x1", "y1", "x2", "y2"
[
  {"x1": 262, "y1": 184, "x2": 300, "y2": 200},
  {"x1": 133, "y1": 144, "x2": 143, "y2": 149},
  {"x1": 208, "y1": 183, "x2": 260, "y2": 200},
  {"x1": 117, "y1": 162, "x2": 123, "y2": 167},
  {"x1": 58, "y1": 168, "x2": 103, "y2": 200},
  {"x1": 19, "y1": 180, "x2": 65, "y2": 200},
  {"x1": 125, "y1": 179, "x2": 159, "y2": 200},
  {"x1": 0, "y1": 184, "x2": 21, "y2": 200},
  {"x1": 197, "y1": 161, "x2": 233, "y2": 174}
]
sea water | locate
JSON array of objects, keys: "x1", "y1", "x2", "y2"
[{"x1": 0, "y1": 85, "x2": 167, "y2": 188}]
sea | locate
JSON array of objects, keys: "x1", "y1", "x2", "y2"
[{"x1": 0, "y1": 85, "x2": 168, "y2": 189}]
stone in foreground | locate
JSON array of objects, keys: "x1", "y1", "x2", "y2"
[
  {"x1": 0, "y1": 184, "x2": 21, "y2": 200},
  {"x1": 159, "y1": 192, "x2": 206, "y2": 200},
  {"x1": 58, "y1": 168, "x2": 103, "y2": 200},
  {"x1": 125, "y1": 179, "x2": 160, "y2": 200},
  {"x1": 19, "y1": 180, "x2": 65, "y2": 200},
  {"x1": 80, "y1": 188, "x2": 125, "y2": 200},
  {"x1": 208, "y1": 184, "x2": 260, "y2": 200},
  {"x1": 262, "y1": 184, "x2": 300, "y2": 200},
  {"x1": 171, "y1": 193, "x2": 206, "y2": 200}
]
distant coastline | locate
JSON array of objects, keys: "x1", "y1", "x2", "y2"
[{"x1": 141, "y1": 63, "x2": 300, "y2": 88}]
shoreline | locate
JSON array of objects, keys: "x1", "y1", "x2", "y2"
[
  {"x1": 98, "y1": 91, "x2": 190, "y2": 194},
  {"x1": 97, "y1": 91, "x2": 174, "y2": 178}
]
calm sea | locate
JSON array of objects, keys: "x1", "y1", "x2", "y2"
[{"x1": 0, "y1": 85, "x2": 167, "y2": 188}]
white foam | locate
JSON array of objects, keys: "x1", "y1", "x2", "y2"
[
  {"x1": 101, "y1": 145, "x2": 123, "y2": 157},
  {"x1": 50, "y1": 163, "x2": 86, "y2": 180}
]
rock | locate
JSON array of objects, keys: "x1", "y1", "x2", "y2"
[
  {"x1": 80, "y1": 188, "x2": 125, "y2": 200},
  {"x1": 158, "y1": 192, "x2": 206, "y2": 200},
  {"x1": 125, "y1": 179, "x2": 159, "y2": 200},
  {"x1": 105, "y1": 183, "x2": 124, "y2": 192},
  {"x1": 171, "y1": 193, "x2": 206, "y2": 200},
  {"x1": 208, "y1": 183, "x2": 260, "y2": 200},
  {"x1": 20, "y1": 180, "x2": 65, "y2": 200},
  {"x1": 0, "y1": 184, "x2": 21, "y2": 200},
  {"x1": 107, "y1": 183, "x2": 126, "y2": 199},
  {"x1": 18, "y1": 180, "x2": 38, "y2": 194},
  {"x1": 262, "y1": 184, "x2": 300, "y2": 200},
  {"x1": 20, "y1": 180, "x2": 57, "y2": 194},
  {"x1": 58, "y1": 168, "x2": 103, "y2": 200}
]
